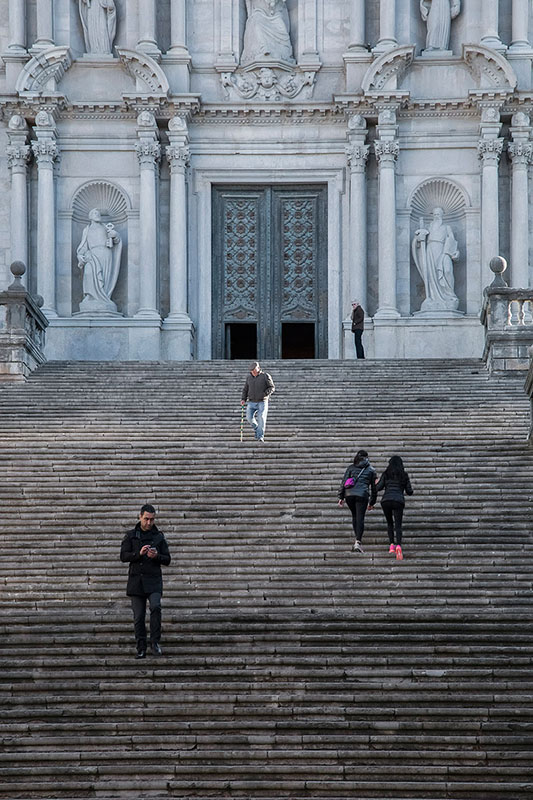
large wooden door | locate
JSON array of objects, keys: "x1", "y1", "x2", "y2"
[{"x1": 212, "y1": 185, "x2": 328, "y2": 359}]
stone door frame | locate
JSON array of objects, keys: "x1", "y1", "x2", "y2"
[{"x1": 192, "y1": 167, "x2": 344, "y2": 360}]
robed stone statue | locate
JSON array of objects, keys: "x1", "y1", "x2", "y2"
[
  {"x1": 420, "y1": 0, "x2": 460, "y2": 51},
  {"x1": 412, "y1": 208, "x2": 460, "y2": 313},
  {"x1": 77, "y1": 208, "x2": 122, "y2": 314},
  {"x1": 241, "y1": 0, "x2": 295, "y2": 65},
  {"x1": 79, "y1": 0, "x2": 117, "y2": 55}
]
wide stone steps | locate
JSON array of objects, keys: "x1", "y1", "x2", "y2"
[{"x1": 1, "y1": 359, "x2": 532, "y2": 799}]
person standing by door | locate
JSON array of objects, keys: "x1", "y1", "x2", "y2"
[
  {"x1": 351, "y1": 300, "x2": 365, "y2": 359},
  {"x1": 241, "y1": 362, "x2": 275, "y2": 442}
]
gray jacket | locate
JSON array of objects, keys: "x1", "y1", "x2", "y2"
[{"x1": 242, "y1": 371, "x2": 275, "y2": 403}]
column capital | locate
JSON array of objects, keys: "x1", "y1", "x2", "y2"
[
  {"x1": 136, "y1": 141, "x2": 161, "y2": 168},
  {"x1": 508, "y1": 141, "x2": 533, "y2": 166},
  {"x1": 7, "y1": 144, "x2": 31, "y2": 170},
  {"x1": 346, "y1": 143, "x2": 370, "y2": 173},
  {"x1": 478, "y1": 137, "x2": 504, "y2": 165},
  {"x1": 31, "y1": 140, "x2": 60, "y2": 166},
  {"x1": 375, "y1": 139, "x2": 399, "y2": 165},
  {"x1": 166, "y1": 144, "x2": 190, "y2": 173}
]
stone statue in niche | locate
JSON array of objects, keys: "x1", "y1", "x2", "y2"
[
  {"x1": 412, "y1": 208, "x2": 460, "y2": 313},
  {"x1": 76, "y1": 209, "x2": 122, "y2": 314},
  {"x1": 79, "y1": 0, "x2": 117, "y2": 55},
  {"x1": 420, "y1": 0, "x2": 460, "y2": 51},
  {"x1": 241, "y1": 0, "x2": 295, "y2": 65}
]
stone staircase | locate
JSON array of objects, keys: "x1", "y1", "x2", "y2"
[{"x1": 1, "y1": 358, "x2": 532, "y2": 800}]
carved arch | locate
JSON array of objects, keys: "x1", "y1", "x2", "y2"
[
  {"x1": 16, "y1": 46, "x2": 73, "y2": 94},
  {"x1": 361, "y1": 46, "x2": 415, "y2": 93},
  {"x1": 117, "y1": 49, "x2": 169, "y2": 94},
  {"x1": 408, "y1": 178, "x2": 470, "y2": 221},
  {"x1": 463, "y1": 45, "x2": 517, "y2": 90},
  {"x1": 71, "y1": 181, "x2": 131, "y2": 224}
]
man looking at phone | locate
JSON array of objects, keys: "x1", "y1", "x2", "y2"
[{"x1": 120, "y1": 504, "x2": 171, "y2": 659}]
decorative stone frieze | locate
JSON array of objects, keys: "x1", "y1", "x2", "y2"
[{"x1": 221, "y1": 64, "x2": 317, "y2": 102}]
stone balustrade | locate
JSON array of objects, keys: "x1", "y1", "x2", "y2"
[
  {"x1": 481, "y1": 256, "x2": 533, "y2": 373},
  {"x1": 525, "y1": 346, "x2": 533, "y2": 444},
  {"x1": 0, "y1": 261, "x2": 48, "y2": 380}
]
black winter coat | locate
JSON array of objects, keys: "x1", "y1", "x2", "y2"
[
  {"x1": 376, "y1": 471, "x2": 413, "y2": 505},
  {"x1": 338, "y1": 459, "x2": 377, "y2": 505},
  {"x1": 120, "y1": 523, "x2": 171, "y2": 597}
]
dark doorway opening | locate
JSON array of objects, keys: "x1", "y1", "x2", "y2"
[
  {"x1": 225, "y1": 323, "x2": 257, "y2": 360},
  {"x1": 282, "y1": 323, "x2": 315, "y2": 359}
]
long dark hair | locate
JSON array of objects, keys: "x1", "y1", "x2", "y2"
[
  {"x1": 353, "y1": 449, "x2": 368, "y2": 465},
  {"x1": 383, "y1": 455, "x2": 407, "y2": 482}
]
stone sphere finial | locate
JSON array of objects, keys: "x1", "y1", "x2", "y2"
[
  {"x1": 8, "y1": 260, "x2": 26, "y2": 292},
  {"x1": 489, "y1": 256, "x2": 508, "y2": 287},
  {"x1": 35, "y1": 294, "x2": 44, "y2": 308}
]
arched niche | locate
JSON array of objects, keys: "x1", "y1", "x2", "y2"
[
  {"x1": 71, "y1": 181, "x2": 131, "y2": 315},
  {"x1": 408, "y1": 179, "x2": 470, "y2": 314}
]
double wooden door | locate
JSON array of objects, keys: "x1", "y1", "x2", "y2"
[{"x1": 212, "y1": 185, "x2": 328, "y2": 359}]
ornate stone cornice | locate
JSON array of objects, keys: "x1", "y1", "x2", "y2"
[
  {"x1": 117, "y1": 49, "x2": 170, "y2": 95},
  {"x1": 374, "y1": 140, "x2": 400, "y2": 165},
  {"x1": 15, "y1": 46, "x2": 73, "y2": 94},
  {"x1": 463, "y1": 45, "x2": 517, "y2": 91},
  {"x1": 361, "y1": 46, "x2": 415, "y2": 93},
  {"x1": 477, "y1": 138, "x2": 504, "y2": 164}
]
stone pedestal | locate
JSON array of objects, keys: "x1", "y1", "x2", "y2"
[
  {"x1": 481, "y1": 265, "x2": 533, "y2": 373},
  {"x1": 0, "y1": 262, "x2": 48, "y2": 380}
]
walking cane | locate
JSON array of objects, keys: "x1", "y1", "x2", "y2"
[{"x1": 240, "y1": 403, "x2": 245, "y2": 442}]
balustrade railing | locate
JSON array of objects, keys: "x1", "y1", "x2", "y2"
[
  {"x1": 481, "y1": 257, "x2": 533, "y2": 373},
  {"x1": 0, "y1": 261, "x2": 48, "y2": 379}
]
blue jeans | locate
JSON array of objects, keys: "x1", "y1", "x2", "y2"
[{"x1": 246, "y1": 401, "x2": 268, "y2": 440}]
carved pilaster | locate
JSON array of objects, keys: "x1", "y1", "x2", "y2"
[
  {"x1": 508, "y1": 141, "x2": 533, "y2": 165},
  {"x1": 166, "y1": 144, "x2": 190, "y2": 173},
  {"x1": 6, "y1": 144, "x2": 31, "y2": 171},
  {"x1": 136, "y1": 141, "x2": 161, "y2": 169},
  {"x1": 346, "y1": 143, "x2": 370, "y2": 173},
  {"x1": 32, "y1": 140, "x2": 60, "y2": 166}
]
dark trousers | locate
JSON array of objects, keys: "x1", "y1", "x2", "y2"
[
  {"x1": 381, "y1": 500, "x2": 405, "y2": 545},
  {"x1": 345, "y1": 495, "x2": 368, "y2": 540},
  {"x1": 354, "y1": 330, "x2": 365, "y2": 359},
  {"x1": 131, "y1": 592, "x2": 162, "y2": 647}
]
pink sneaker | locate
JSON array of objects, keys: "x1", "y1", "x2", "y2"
[
  {"x1": 396, "y1": 545, "x2": 403, "y2": 561},
  {"x1": 389, "y1": 544, "x2": 396, "y2": 554}
]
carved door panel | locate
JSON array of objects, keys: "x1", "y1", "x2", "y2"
[{"x1": 212, "y1": 185, "x2": 327, "y2": 359}]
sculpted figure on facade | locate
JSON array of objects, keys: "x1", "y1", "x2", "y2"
[
  {"x1": 412, "y1": 208, "x2": 460, "y2": 312},
  {"x1": 420, "y1": 0, "x2": 460, "y2": 51},
  {"x1": 77, "y1": 209, "x2": 122, "y2": 314},
  {"x1": 79, "y1": 0, "x2": 117, "y2": 55},
  {"x1": 241, "y1": 0, "x2": 295, "y2": 65}
]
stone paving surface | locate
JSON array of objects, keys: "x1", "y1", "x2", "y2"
[{"x1": 0, "y1": 359, "x2": 532, "y2": 799}]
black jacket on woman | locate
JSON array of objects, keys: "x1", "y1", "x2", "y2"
[
  {"x1": 338, "y1": 458, "x2": 377, "y2": 505},
  {"x1": 376, "y1": 471, "x2": 413, "y2": 505},
  {"x1": 120, "y1": 523, "x2": 171, "y2": 597}
]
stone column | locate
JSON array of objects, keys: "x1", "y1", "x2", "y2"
[
  {"x1": 346, "y1": 116, "x2": 370, "y2": 310},
  {"x1": 478, "y1": 137, "x2": 504, "y2": 286},
  {"x1": 508, "y1": 113, "x2": 533, "y2": 288},
  {"x1": 374, "y1": 138, "x2": 400, "y2": 318},
  {"x1": 347, "y1": 0, "x2": 366, "y2": 51},
  {"x1": 169, "y1": 0, "x2": 188, "y2": 54},
  {"x1": 32, "y1": 113, "x2": 59, "y2": 318},
  {"x1": 165, "y1": 117, "x2": 191, "y2": 320},
  {"x1": 33, "y1": 0, "x2": 54, "y2": 51},
  {"x1": 137, "y1": 0, "x2": 160, "y2": 56},
  {"x1": 6, "y1": 115, "x2": 31, "y2": 277},
  {"x1": 135, "y1": 112, "x2": 161, "y2": 318},
  {"x1": 480, "y1": 0, "x2": 504, "y2": 50},
  {"x1": 510, "y1": 0, "x2": 531, "y2": 51},
  {"x1": 374, "y1": 0, "x2": 397, "y2": 53},
  {"x1": 8, "y1": 0, "x2": 26, "y2": 52}
]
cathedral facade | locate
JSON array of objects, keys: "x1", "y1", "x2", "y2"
[{"x1": 0, "y1": 0, "x2": 531, "y2": 361}]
